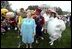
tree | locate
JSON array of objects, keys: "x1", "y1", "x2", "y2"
[
  {"x1": 27, "y1": 5, "x2": 38, "y2": 10},
  {"x1": 62, "y1": 11, "x2": 71, "y2": 15},
  {"x1": 1, "y1": 1, "x2": 13, "y2": 11},
  {"x1": 53, "y1": 7, "x2": 63, "y2": 15},
  {"x1": 57, "y1": 7, "x2": 63, "y2": 15}
]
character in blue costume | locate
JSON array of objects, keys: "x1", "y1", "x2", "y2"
[{"x1": 20, "y1": 10, "x2": 36, "y2": 48}]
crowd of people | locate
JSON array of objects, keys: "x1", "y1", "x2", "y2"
[{"x1": 1, "y1": 5, "x2": 71, "y2": 48}]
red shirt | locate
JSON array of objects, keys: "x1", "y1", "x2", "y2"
[{"x1": 33, "y1": 15, "x2": 45, "y2": 27}]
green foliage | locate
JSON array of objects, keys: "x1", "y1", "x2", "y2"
[
  {"x1": 54, "y1": 7, "x2": 63, "y2": 15},
  {"x1": 1, "y1": 1, "x2": 13, "y2": 12},
  {"x1": 27, "y1": 5, "x2": 38, "y2": 10}
]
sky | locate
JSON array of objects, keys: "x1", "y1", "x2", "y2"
[{"x1": 8, "y1": 1, "x2": 71, "y2": 12}]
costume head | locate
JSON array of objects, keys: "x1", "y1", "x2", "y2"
[
  {"x1": 6, "y1": 12, "x2": 15, "y2": 19},
  {"x1": 1, "y1": 8, "x2": 8, "y2": 17}
]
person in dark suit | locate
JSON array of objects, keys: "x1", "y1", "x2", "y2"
[{"x1": 33, "y1": 8, "x2": 45, "y2": 43}]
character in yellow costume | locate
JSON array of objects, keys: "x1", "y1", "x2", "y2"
[
  {"x1": 18, "y1": 15, "x2": 23, "y2": 29},
  {"x1": 17, "y1": 8, "x2": 27, "y2": 29},
  {"x1": 17, "y1": 8, "x2": 27, "y2": 48}
]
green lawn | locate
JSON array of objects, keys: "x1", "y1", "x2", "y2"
[{"x1": 1, "y1": 25, "x2": 71, "y2": 48}]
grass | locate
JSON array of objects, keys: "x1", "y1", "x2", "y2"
[{"x1": 1, "y1": 25, "x2": 71, "y2": 48}]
